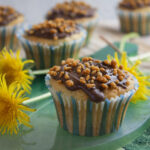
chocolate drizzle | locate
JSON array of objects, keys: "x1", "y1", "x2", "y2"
[
  {"x1": 49, "y1": 58, "x2": 130, "y2": 103},
  {"x1": 0, "y1": 6, "x2": 22, "y2": 26},
  {"x1": 26, "y1": 18, "x2": 80, "y2": 40},
  {"x1": 119, "y1": 0, "x2": 150, "y2": 10},
  {"x1": 46, "y1": 1, "x2": 96, "y2": 20}
]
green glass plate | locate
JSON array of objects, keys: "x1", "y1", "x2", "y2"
[{"x1": 1, "y1": 42, "x2": 150, "y2": 150}]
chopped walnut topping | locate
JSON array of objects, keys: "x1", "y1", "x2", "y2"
[
  {"x1": 119, "y1": 65, "x2": 123, "y2": 70},
  {"x1": 82, "y1": 68, "x2": 90, "y2": 75},
  {"x1": 80, "y1": 77, "x2": 86, "y2": 84},
  {"x1": 91, "y1": 70, "x2": 97, "y2": 75},
  {"x1": 0, "y1": 6, "x2": 22, "y2": 26},
  {"x1": 126, "y1": 81, "x2": 130, "y2": 86},
  {"x1": 77, "y1": 66, "x2": 82, "y2": 73},
  {"x1": 26, "y1": 18, "x2": 78, "y2": 40},
  {"x1": 66, "y1": 80, "x2": 74, "y2": 87},
  {"x1": 100, "y1": 67, "x2": 105, "y2": 73},
  {"x1": 104, "y1": 75, "x2": 111, "y2": 80},
  {"x1": 113, "y1": 69, "x2": 117, "y2": 75},
  {"x1": 111, "y1": 60, "x2": 117, "y2": 68},
  {"x1": 49, "y1": 71, "x2": 57, "y2": 76},
  {"x1": 50, "y1": 29, "x2": 57, "y2": 34},
  {"x1": 101, "y1": 84, "x2": 108, "y2": 89},
  {"x1": 115, "y1": 80, "x2": 119, "y2": 84},
  {"x1": 118, "y1": 75, "x2": 124, "y2": 81},
  {"x1": 103, "y1": 60, "x2": 110, "y2": 65},
  {"x1": 64, "y1": 73, "x2": 70, "y2": 79},
  {"x1": 97, "y1": 76, "x2": 108, "y2": 83},
  {"x1": 86, "y1": 75, "x2": 90, "y2": 81},
  {"x1": 49, "y1": 57, "x2": 130, "y2": 97},
  {"x1": 59, "y1": 71, "x2": 64, "y2": 78},
  {"x1": 82, "y1": 57, "x2": 93, "y2": 62},
  {"x1": 84, "y1": 62, "x2": 90, "y2": 68},
  {"x1": 91, "y1": 66, "x2": 99, "y2": 71},
  {"x1": 46, "y1": 1, "x2": 96, "y2": 20},
  {"x1": 86, "y1": 83, "x2": 95, "y2": 89},
  {"x1": 97, "y1": 72, "x2": 102, "y2": 77},
  {"x1": 64, "y1": 66, "x2": 72, "y2": 71},
  {"x1": 110, "y1": 82, "x2": 117, "y2": 88}
]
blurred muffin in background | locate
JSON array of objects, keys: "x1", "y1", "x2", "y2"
[
  {"x1": 118, "y1": 0, "x2": 150, "y2": 35},
  {"x1": 0, "y1": 6, "x2": 24, "y2": 51},
  {"x1": 46, "y1": 1, "x2": 98, "y2": 45},
  {"x1": 17, "y1": 18, "x2": 87, "y2": 70}
]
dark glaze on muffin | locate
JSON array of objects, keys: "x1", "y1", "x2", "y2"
[
  {"x1": 26, "y1": 18, "x2": 80, "y2": 40},
  {"x1": 46, "y1": 1, "x2": 96, "y2": 20},
  {"x1": 119, "y1": 0, "x2": 150, "y2": 10},
  {"x1": 0, "y1": 6, "x2": 22, "y2": 26},
  {"x1": 49, "y1": 57, "x2": 131, "y2": 103}
]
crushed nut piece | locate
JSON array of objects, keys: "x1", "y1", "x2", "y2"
[
  {"x1": 82, "y1": 68, "x2": 90, "y2": 75},
  {"x1": 101, "y1": 84, "x2": 108, "y2": 89},
  {"x1": 66, "y1": 80, "x2": 74, "y2": 87},
  {"x1": 80, "y1": 77, "x2": 86, "y2": 84},
  {"x1": 111, "y1": 60, "x2": 117, "y2": 68},
  {"x1": 110, "y1": 82, "x2": 117, "y2": 88},
  {"x1": 86, "y1": 83, "x2": 95, "y2": 89}
]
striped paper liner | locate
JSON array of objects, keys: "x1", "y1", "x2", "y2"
[
  {"x1": 45, "y1": 74, "x2": 139, "y2": 137},
  {"x1": 80, "y1": 16, "x2": 98, "y2": 45},
  {"x1": 0, "y1": 25, "x2": 22, "y2": 51},
  {"x1": 17, "y1": 25, "x2": 87, "y2": 70},
  {"x1": 118, "y1": 9, "x2": 150, "y2": 35}
]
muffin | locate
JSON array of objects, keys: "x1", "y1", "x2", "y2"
[
  {"x1": 0, "y1": 6, "x2": 24, "y2": 51},
  {"x1": 46, "y1": 1, "x2": 98, "y2": 45},
  {"x1": 118, "y1": 0, "x2": 150, "y2": 35},
  {"x1": 17, "y1": 18, "x2": 86, "y2": 70},
  {"x1": 45, "y1": 57, "x2": 139, "y2": 136}
]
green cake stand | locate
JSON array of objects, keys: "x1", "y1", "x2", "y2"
[{"x1": 0, "y1": 42, "x2": 150, "y2": 150}]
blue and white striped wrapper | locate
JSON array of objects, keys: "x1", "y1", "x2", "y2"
[
  {"x1": 80, "y1": 15, "x2": 98, "y2": 45},
  {"x1": 0, "y1": 24, "x2": 22, "y2": 51},
  {"x1": 118, "y1": 9, "x2": 150, "y2": 35},
  {"x1": 17, "y1": 25, "x2": 87, "y2": 70},
  {"x1": 45, "y1": 74, "x2": 139, "y2": 137}
]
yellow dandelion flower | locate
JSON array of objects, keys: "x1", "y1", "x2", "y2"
[
  {"x1": 0, "y1": 75, "x2": 35, "y2": 135},
  {"x1": 108, "y1": 52, "x2": 150, "y2": 103},
  {"x1": 0, "y1": 49, "x2": 34, "y2": 93}
]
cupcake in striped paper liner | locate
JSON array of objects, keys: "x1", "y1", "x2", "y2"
[
  {"x1": 46, "y1": 1, "x2": 98, "y2": 45},
  {"x1": 0, "y1": 6, "x2": 24, "y2": 51},
  {"x1": 118, "y1": 0, "x2": 150, "y2": 35},
  {"x1": 17, "y1": 18, "x2": 86, "y2": 70},
  {"x1": 45, "y1": 57, "x2": 139, "y2": 136}
]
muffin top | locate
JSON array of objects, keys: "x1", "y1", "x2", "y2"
[
  {"x1": 46, "y1": 1, "x2": 96, "y2": 20},
  {"x1": 49, "y1": 57, "x2": 135, "y2": 103},
  {"x1": 119, "y1": 0, "x2": 150, "y2": 10},
  {"x1": 0, "y1": 6, "x2": 22, "y2": 26},
  {"x1": 25, "y1": 18, "x2": 80, "y2": 40}
]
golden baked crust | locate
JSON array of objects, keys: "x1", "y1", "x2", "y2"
[
  {"x1": 0, "y1": 6, "x2": 24, "y2": 27},
  {"x1": 48, "y1": 57, "x2": 135, "y2": 102},
  {"x1": 24, "y1": 31, "x2": 84, "y2": 46}
]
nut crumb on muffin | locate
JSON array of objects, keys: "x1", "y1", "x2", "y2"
[
  {"x1": 46, "y1": 1, "x2": 96, "y2": 20},
  {"x1": 0, "y1": 6, "x2": 23, "y2": 26},
  {"x1": 25, "y1": 18, "x2": 80, "y2": 40},
  {"x1": 119, "y1": 0, "x2": 150, "y2": 10},
  {"x1": 49, "y1": 57, "x2": 135, "y2": 102}
]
